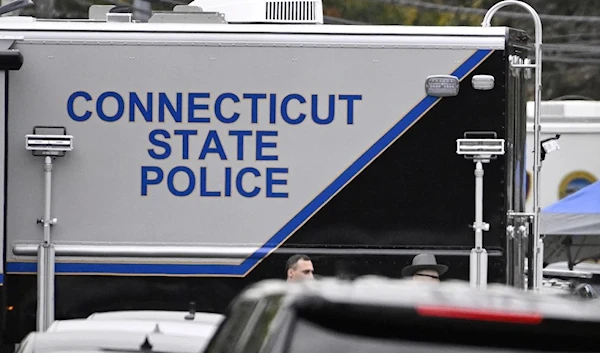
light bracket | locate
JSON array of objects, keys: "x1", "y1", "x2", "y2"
[{"x1": 25, "y1": 126, "x2": 73, "y2": 157}]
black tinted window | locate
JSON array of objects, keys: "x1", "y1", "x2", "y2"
[
  {"x1": 286, "y1": 319, "x2": 574, "y2": 353},
  {"x1": 243, "y1": 295, "x2": 283, "y2": 353},
  {"x1": 205, "y1": 299, "x2": 258, "y2": 353}
]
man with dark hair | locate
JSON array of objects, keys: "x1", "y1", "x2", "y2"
[{"x1": 286, "y1": 254, "x2": 314, "y2": 282}]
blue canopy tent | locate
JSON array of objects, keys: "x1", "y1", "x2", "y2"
[
  {"x1": 541, "y1": 181, "x2": 600, "y2": 269},
  {"x1": 541, "y1": 180, "x2": 600, "y2": 235}
]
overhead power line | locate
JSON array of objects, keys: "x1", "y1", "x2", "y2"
[
  {"x1": 545, "y1": 43, "x2": 600, "y2": 53},
  {"x1": 544, "y1": 56, "x2": 600, "y2": 64},
  {"x1": 545, "y1": 33, "x2": 600, "y2": 40}
]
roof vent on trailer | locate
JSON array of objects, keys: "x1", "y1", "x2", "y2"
[
  {"x1": 187, "y1": 0, "x2": 323, "y2": 24},
  {"x1": 526, "y1": 101, "x2": 600, "y2": 119}
]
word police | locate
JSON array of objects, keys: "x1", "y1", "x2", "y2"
[
  {"x1": 67, "y1": 91, "x2": 362, "y2": 198},
  {"x1": 142, "y1": 129, "x2": 288, "y2": 198}
]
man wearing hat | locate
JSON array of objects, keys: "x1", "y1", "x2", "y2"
[{"x1": 401, "y1": 253, "x2": 448, "y2": 282}]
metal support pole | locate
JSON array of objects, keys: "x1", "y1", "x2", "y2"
[
  {"x1": 537, "y1": 237, "x2": 544, "y2": 282},
  {"x1": 457, "y1": 136, "x2": 504, "y2": 288},
  {"x1": 46, "y1": 244, "x2": 55, "y2": 326},
  {"x1": 475, "y1": 162, "x2": 484, "y2": 250},
  {"x1": 36, "y1": 244, "x2": 46, "y2": 331},
  {"x1": 482, "y1": 0, "x2": 543, "y2": 291},
  {"x1": 470, "y1": 161, "x2": 488, "y2": 288},
  {"x1": 526, "y1": 216, "x2": 534, "y2": 290},
  {"x1": 44, "y1": 156, "x2": 52, "y2": 244},
  {"x1": 36, "y1": 156, "x2": 55, "y2": 331},
  {"x1": 27, "y1": 129, "x2": 73, "y2": 330}
]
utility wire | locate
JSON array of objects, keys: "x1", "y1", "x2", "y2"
[
  {"x1": 544, "y1": 56, "x2": 600, "y2": 64},
  {"x1": 544, "y1": 43, "x2": 600, "y2": 53},
  {"x1": 545, "y1": 33, "x2": 600, "y2": 40},
  {"x1": 54, "y1": 0, "x2": 600, "y2": 64}
]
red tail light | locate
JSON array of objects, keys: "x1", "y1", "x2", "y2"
[{"x1": 416, "y1": 305, "x2": 543, "y2": 324}]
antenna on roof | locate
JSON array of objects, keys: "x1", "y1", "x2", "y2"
[
  {"x1": 184, "y1": 301, "x2": 196, "y2": 320},
  {"x1": 140, "y1": 336, "x2": 153, "y2": 352}
]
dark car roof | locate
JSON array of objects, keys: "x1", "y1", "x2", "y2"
[
  {"x1": 218, "y1": 277, "x2": 600, "y2": 353},
  {"x1": 240, "y1": 276, "x2": 600, "y2": 323}
]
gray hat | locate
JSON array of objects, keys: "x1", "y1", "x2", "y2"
[{"x1": 401, "y1": 253, "x2": 448, "y2": 277}]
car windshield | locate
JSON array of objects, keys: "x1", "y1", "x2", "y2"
[{"x1": 285, "y1": 318, "x2": 589, "y2": 353}]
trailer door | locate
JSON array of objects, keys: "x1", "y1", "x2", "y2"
[{"x1": 0, "y1": 38, "x2": 24, "y2": 343}]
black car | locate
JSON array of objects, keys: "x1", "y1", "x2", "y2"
[{"x1": 204, "y1": 277, "x2": 600, "y2": 353}]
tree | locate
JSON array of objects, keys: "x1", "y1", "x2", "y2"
[{"x1": 323, "y1": 0, "x2": 600, "y2": 100}]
